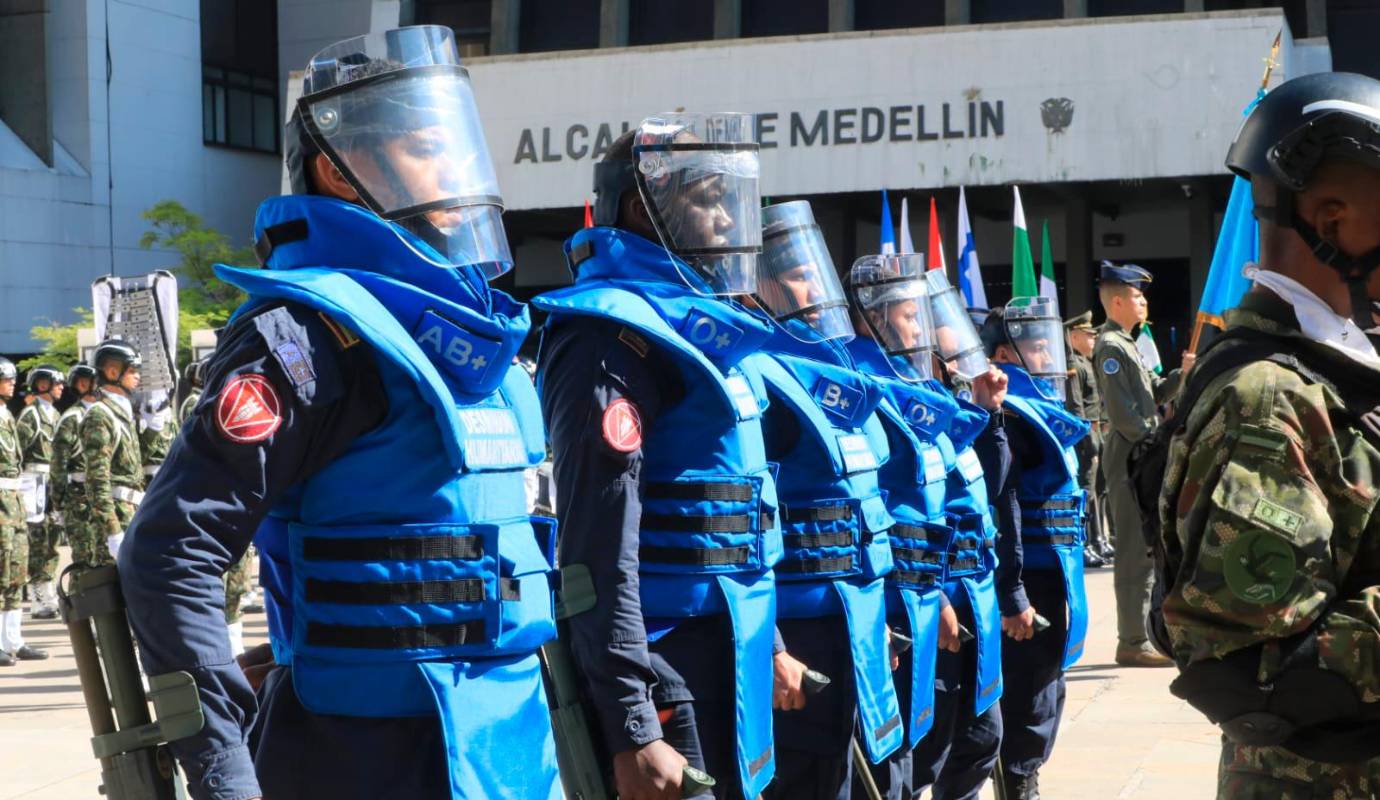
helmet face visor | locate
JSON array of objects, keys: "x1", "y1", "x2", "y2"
[
  {"x1": 758, "y1": 201, "x2": 853, "y2": 343},
  {"x1": 633, "y1": 113, "x2": 762, "y2": 296},
  {"x1": 300, "y1": 27, "x2": 511, "y2": 277},
  {"x1": 1003, "y1": 296, "x2": 1067, "y2": 401},
  {"x1": 925, "y1": 270, "x2": 991, "y2": 382},
  {"x1": 849, "y1": 254, "x2": 936, "y2": 381}
]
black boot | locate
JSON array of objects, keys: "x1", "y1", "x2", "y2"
[
  {"x1": 1004, "y1": 771, "x2": 1041, "y2": 800},
  {"x1": 0, "y1": 650, "x2": 14, "y2": 667},
  {"x1": 14, "y1": 645, "x2": 48, "y2": 660}
]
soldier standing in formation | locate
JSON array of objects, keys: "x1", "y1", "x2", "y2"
[
  {"x1": 51, "y1": 364, "x2": 105, "y2": 575},
  {"x1": 1093, "y1": 263, "x2": 1187, "y2": 668},
  {"x1": 1160, "y1": 71, "x2": 1380, "y2": 800},
  {"x1": 1062, "y1": 312, "x2": 1110, "y2": 568},
  {"x1": 81, "y1": 341, "x2": 145, "y2": 566},
  {"x1": 17, "y1": 365, "x2": 65, "y2": 619},
  {"x1": 0, "y1": 358, "x2": 47, "y2": 665}
]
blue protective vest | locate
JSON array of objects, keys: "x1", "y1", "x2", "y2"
[
  {"x1": 844, "y1": 341, "x2": 952, "y2": 747},
  {"x1": 1000, "y1": 364, "x2": 1091, "y2": 670},
  {"x1": 217, "y1": 195, "x2": 559, "y2": 800},
  {"x1": 531, "y1": 227, "x2": 781, "y2": 797},
  {"x1": 757, "y1": 332, "x2": 903, "y2": 763}
]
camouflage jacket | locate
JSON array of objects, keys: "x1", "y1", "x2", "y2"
[
  {"x1": 51, "y1": 403, "x2": 87, "y2": 508},
  {"x1": 139, "y1": 416, "x2": 178, "y2": 487},
  {"x1": 81, "y1": 392, "x2": 143, "y2": 535},
  {"x1": 1159, "y1": 288, "x2": 1380, "y2": 702},
  {"x1": 0, "y1": 406, "x2": 20, "y2": 479},
  {"x1": 1094, "y1": 319, "x2": 1182, "y2": 444},
  {"x1": 177, "y1": 390, "x2": 201, "y2": 425},
  {"x1": 16, "y1": 399, "x2": 57, "y2": 467}
]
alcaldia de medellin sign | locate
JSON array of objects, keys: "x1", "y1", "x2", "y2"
[{"x1": 511, "y1": 100, "x2": 1007, "y2": 165}]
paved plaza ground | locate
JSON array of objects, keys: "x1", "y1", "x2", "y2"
[{"x1": 0, "y1": 558, "x2": 1222, "y2": 799}]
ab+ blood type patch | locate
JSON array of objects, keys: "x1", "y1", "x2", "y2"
[{"x1": 216, "y1": 374, "x2": 283, "y2": 444}]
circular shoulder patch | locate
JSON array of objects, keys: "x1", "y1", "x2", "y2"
[
  {"x1": 215, "y1": 374, "x2": 283, "y2": 444},
  {"x1": 601, "y1": 398, "x2": 643, "y2": 453},
  {"x1": 1223, "y1": 531, "x2": 1296, "y2": 605},
  {"x1": 1101, "y1": 357, "x2": 1120, "y2": 375}
]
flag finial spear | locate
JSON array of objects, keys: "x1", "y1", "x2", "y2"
[{"x1": 1259, "y1": 30, "x2": 1282, "y2": 93}]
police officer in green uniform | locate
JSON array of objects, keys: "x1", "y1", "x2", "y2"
[
  {"x1": 1093, "y1": 263, "x2": 1190, "y2": 667},
  {"x1": 17, "y1": 366, "x2": 64, "y2": 620},
  {"x1": 1159, "y1": 71, "x2": 1380, "y2": 799},
  {"x1": 1064, "y1": 312, "x2": 1108, "y2": 568}
]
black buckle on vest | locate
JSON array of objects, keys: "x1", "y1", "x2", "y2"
[
  {"x1": 254, "y1": 219, "x2": 310, "y2": 265},
  {"x1": 639, "y1": 545, "x2": 751, "y2": 567},
  {"x1": 306, "y1": 619, "x2": 487, "y2": 649}
]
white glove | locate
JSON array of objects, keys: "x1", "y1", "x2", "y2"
[
  {"x1": 141, "y1": 407, "x2": 170, "y2": 432},
  {"x1": 107, "y1": 533, "x2": 125, "y2": 561}
]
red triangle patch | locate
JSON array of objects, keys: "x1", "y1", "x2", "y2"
[
  {"x1": 215, "y1": 374, "x2": 283, "y2": 444},
  {"x1": 601, "y1": 398, "x2": 642, "y2": 453}
]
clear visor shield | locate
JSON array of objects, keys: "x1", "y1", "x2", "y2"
[
  {"x1": 300, "y1": 31, "x2": 511, "y2": 276},
  {"x1": 633, "y1": 113, "x2": 761, "y2": 296},
  {"x1": 849, "y1": 254, "x2": 935, "y2": 381},
  {"x1": 759, "y1": 201, "x2": 854, "y2": 343},
  {"x1": 1004, "y1": 297, "x2": 1067, "y2": 401},
  {"x1": 924, "y1": 270, "x2": 991, "y2": 381}
]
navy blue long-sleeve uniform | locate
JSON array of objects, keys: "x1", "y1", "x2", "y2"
[
  {"x1": 975, "y1": 407, "x2": 1030, "y2": 617},
  {"x1": 119, "y1": 303, "x2": 444, "y2": 800}
]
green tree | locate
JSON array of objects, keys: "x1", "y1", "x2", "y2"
[{"x1": 20, "y1": 200, "x2": 256, "y2": 371}]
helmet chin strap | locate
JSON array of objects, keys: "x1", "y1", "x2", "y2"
[{"x1": 1255, "y1": 195, "x2": 1380, "y2": 330}]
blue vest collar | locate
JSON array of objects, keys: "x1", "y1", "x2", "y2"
[
  {"x1": 944, "y1": 391, "x2": 991, "y2": 452},
  {"x1": 999, "y1": 364, "x2": 1089, "y2": 448},
  {"x1": 847, "y1": 339, "x2": 959, "y2": 441}
]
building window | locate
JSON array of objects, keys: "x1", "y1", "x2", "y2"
[
  {"x1": 414, "y1": 0, "x2": 492, "y2": 57},
  {"x1": 855, "y1": 0, "x2": 945, "y2": 30},
  {"x1": 971, "y1": 0, "x2": 1062, "y2": 23},
  {"x1": 200, "y1": 0, "x2": 279, "y2": 154},
  {"x1": 1088, "y1": 0, "x2": 1182, "y2": 15},
  {"x1": 519, "y1": 0, "x2": 599, "y2": 53},
  {"x1": 629, "y1": 0, "x2": 715, "y2": 45},
  {"x1": 743, "y1": 0, "x2": 828, "y2": 37}
]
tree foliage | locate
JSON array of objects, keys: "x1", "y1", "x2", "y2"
[{"x1": 20, "y1": 200, "x2": 256, "y2": 371}]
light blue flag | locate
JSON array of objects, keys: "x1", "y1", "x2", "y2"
[
  {"x1": 1198, "y1": 174, "x2": 1258, "y2": 327},
  {"x1": 880, "y1": 189, "x2": 896, "y2": 255}
]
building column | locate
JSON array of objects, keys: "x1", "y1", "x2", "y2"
[
  {"x1": 828, "y1": 0, "x2": 854, "y2": 32},
  {"x1": 714, "y1": 0, "x2": 740, "y2": 39},
  {"x1": 1063, "y1": 0, "x2": 1087, "y2": 18},
  {"x1": 1064, "y1": 190, "x2": 1094, "y2": 316},
  {"x1": 945, "y1": 0, "x2": 970, "y2": 25},
  {"x1": 600, "y1": 0, "x2": 629, "y2": 47},
  {"x1": 490, "y1": 0, "x2": 521, "y2": 55}
]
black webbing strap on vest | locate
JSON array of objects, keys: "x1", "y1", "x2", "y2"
[
  {"x1": 890, "y1": 523, "x2": 942, "y2": 543},
  {"x1": 891, "y1": 546, "x2": 946, "y2": 565},
  {"x1": 640, "y1": 512, "x2": 752, "y2": 533},
  {"x1": 645, "y1": 482, "x2": 755, "y2": 503},
  {"x1": 785, "y1": 531, "x2": 855, "y2": 549},
  {"x1": 782, "y1": 504, "x2": 853, "y2": 523},
  {"x1": 307, "y1": 620, "x2": 487, "y2": 649},
  {"x1": 891, "y1": 570, "x2": 940, "y2": 587},
  {"x1": 873, "y1": 713, "x2": 902, "y2": 742},
  {"x1": 954, "y1": 515, "x2": 987, "y2": 532},
  {"x1": 639, "y1": 545, "x2": 751, "y2": 567},
  {"x1": 776, "y1": 555, "x2": 855, "y2": 574},
  {"x1": 253, "y1": 219, "x2": 310, "y2": 265},
  {"x1": 305, "y1": 577, "x2": 522, "y2": 605},
  {"x1": 302, "y1": 535, "x2": 484, "y2": 562},
  {"x1": 1018, "y1": 532, "x2": 1077, "y2": 546}
]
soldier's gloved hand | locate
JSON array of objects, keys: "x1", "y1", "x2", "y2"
[
  {"x1": 971, "y1": 366, "x2": 1009, "y2": 411},
  {"x1": 236, "y1": 642, "x2": 276, "y2": 692},
  {"x1": 772, "y1": 650, "x2": 810, "y2": 710},
  {"x1": 141, "y1": 406, "x2": 171, "y2": 432},
  {"x1": 1002, "y1": 606, "x2": 1037, "y2": 641},
  {"x1": 937, "y1": 603, "x2": 962, "y2": 653},
  {"x1": 613, "y1": 739, "x2": 687, "y2": 800}
]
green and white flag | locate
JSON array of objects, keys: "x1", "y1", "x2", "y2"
[
  {"x1": 1011, "y1": 186, "x2": 1037, "y2": 299},
  {"x1": 1136, "y1": 323, "x2": 1164, "y2": 375},
  {"x1": 1039, "y1": 218, "x2": 1058, "y2": 313}
]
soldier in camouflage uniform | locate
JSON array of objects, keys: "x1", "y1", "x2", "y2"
[
  {"x1": 0, "y1": 358, "x2": 47, "y2": 664},
  {"x1": 1095, "y1": 262, "x2": 1189, "y2": 668},
  {"x1": 1064, "y1": 311, "x2": 1108, "y2": 568},
  {"x1": 138, "y1": 395, "x2": 177, "y2": 488},
  {"x1": 18, "y1": 365, "x2": 65, "y2": 619},
  {"x1": 1159, "y1": 73, "x2": 1380, "y2": 798},
  {"x1": 53, "y1": 364, "x2": 105, "y2": 573},
  {"x1": 177, "y1": 358, "x2": 205, "y2": 425},
  {"x1": 81, "y1": 341, "x2": 145, "y2": 565}
]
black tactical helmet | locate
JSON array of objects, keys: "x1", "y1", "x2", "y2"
[
  {"x1": 26, "y1": 365, "x2": 63, "y2": 394},
  {"x1": 1227, "y1": 72, "x2": 1380, "y2": 326},
  {"x1": 68, "y1": 363, "x2": 96, "y2": 386},
  {"x1": 93, "y1": 339, "x2": 142, "y2": 385},
  {"x1": 978, "y1": 306, "x2": 1009, "y2": 358}
]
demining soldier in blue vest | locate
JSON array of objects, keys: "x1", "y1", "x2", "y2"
[
  {"x1": 980, "y1": 300, "x2": 1091, "y2": 800},
  {"x1": 842, "y1": 254, "x2": 951, "y2": 800},
  {"x1": 907, "y1": 270, "x2": 1012, "y2": 800},
  {"x1": 119, "y1": 26, "x2": 559, "y2": 800},
  {"x1": 752, "y1": 201, "x2": 903, "y2": 800},
  {"x1": 536, "y1": 116, "x2": 788, "y2": 800}
]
